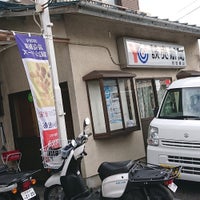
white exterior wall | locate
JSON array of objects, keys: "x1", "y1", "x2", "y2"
[{"x1": 63, "y1": 15, "x2": 146, "y2": 179}]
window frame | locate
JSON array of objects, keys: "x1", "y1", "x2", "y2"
[
  {"x1": 83, "y1": 70, "x2": 140, "y2": 139},
  {"x1": 136, "y1": 77, "x2": 172, "y2": 119}
]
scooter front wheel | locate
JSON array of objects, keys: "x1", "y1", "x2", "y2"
[
  {"x1": 44, "y1": 185, "x2": 66, "y2": 200},
  {"x1": 147, "y1": 184, "x2": 174, "y2": 200}
]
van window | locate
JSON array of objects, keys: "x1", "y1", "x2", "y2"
[
  {"x1": 184, "y1": 88, "x2": 200, "y2": 116},
  {"x1": 159, "y1": 88, "x2": 200, "y2": 119}
]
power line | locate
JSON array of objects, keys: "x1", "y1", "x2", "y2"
[
  {"x1": 177, "y1": 3, "x2": 200, "y2": 20},
  {"x1": 177, "y1": 0, "x2": 198, "y2": 13}
]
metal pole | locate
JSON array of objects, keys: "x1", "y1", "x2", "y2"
[{"x1": 35, "y1": 1, "x2": 68, "y2": 146}]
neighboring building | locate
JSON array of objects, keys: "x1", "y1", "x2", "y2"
[{"x1": 0, "y1": 0, "x2": 200, "y2": 186}]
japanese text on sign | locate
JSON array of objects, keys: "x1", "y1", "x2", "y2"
[{"x1": 123, "y1": 38, "x2": 187, "y2": 68}]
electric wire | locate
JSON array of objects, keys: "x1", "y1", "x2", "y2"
[
  {"x1": 177, "y1": 4, "x2": 200, "y2": 20},
  {"x1": 33, "y1": 12, "x2": 44, "y2": 33},
  {"x1": 68, "y1": 41, "x2": 120, "y2": 66},
  {"x1": 42, "y1": 0, "x2": 53, "y2": 9},
  {"x1": 177, "y1": 0, "x2": 199, "y2": 13},
  {"x1": 175, "y1": 0, "x2": 200, "y2": 21}
]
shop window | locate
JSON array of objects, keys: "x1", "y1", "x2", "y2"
[
  {"x1": 83, "y1": 70, "x2": 140, "y2": 139},
  {"x1": 136, "y1": 78, "x2": 171, "y2": 119}
]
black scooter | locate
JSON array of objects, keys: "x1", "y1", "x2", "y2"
[{"x1": 0, "y1": 164, "x2": 40, "y2": 200}]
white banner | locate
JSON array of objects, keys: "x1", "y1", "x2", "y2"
[{"x1": 15, "y1": 33, "x2": 60, "y2": 149}]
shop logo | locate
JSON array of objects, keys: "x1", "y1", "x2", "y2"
[
  {"x1": 128, "y1": 42, "x2": 149, "y2": 64},
  {"x1": 137, "y1": 47, "x2": 149, "y2": 63}
]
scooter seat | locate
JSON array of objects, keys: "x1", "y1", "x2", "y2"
[
  {"x1": 0, "y1": 164, "x2": 8, "y2": 174},
  {"x1": 98, "y1": 160, "x2": 134, "y2": 180},
  {"x1": 0, "y1": 172, "x2": 24, "y2": 185}
]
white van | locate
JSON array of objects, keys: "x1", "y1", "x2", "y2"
[{"x1": 147, "y1": 76, "x2": 200, "y2": 182}]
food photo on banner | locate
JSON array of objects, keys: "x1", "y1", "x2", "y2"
[{"x1": 14, "y1": 33, "x2": 60, "y2": 150}]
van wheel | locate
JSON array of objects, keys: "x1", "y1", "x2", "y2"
[{"x1": 147, "y1": 184, "x2": 174, "y2": 200}]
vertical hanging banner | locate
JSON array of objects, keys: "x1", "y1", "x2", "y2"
[{"x1": 14, "y1": 33, "x2": 60, "y2": 148}]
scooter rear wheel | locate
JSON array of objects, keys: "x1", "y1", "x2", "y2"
[
  {"x1": 122, "y1": 189, "x2": 146, "y2": 200},
  {"x1": 44, "y1": 185, "x2": 66, "y2": 200},
  {"x1": 147, "y1": 184, "x2": 174, "y2": 200}
]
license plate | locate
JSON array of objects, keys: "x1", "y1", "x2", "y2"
[
  {"x1": 21, "y1": 188, "x2": 36, "y2": 200},
  {"x1": 168, "y1": 182, "x2": 178, "y2": 193}
]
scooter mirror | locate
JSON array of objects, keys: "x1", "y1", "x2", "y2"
[
  {"x1": 83, "y1": 118, "x2": 90, "y2": 135},
  {"x1": 71, "y1": 139, "x2": 76, "y2": 147},
  {"x1": 84, "y1": 118, "x2": 90, "y2": 126}
]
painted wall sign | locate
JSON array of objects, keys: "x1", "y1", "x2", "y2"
[{"x1": 117, "y1": 38, "x2": 187, "y2": 68}]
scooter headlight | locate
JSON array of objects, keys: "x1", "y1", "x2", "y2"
[{"x1": 147, "y1": 126, "x2": 159, "y2": 146}]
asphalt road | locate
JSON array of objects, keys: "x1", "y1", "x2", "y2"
[{"x1": 174, "y1": 180, "x2": 200, "y2": 200}]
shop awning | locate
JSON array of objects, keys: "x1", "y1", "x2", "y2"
[
  {"x1": 83, "y1": 70, "x2": 136, "y2": 81},
  {"x1": 0, "y1": 29, "x2": 70, "y2": 52},
  {"x1": 176, "y1": 70, "x2": 200, "y2": 79}
]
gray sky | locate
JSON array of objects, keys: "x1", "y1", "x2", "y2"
[{"x1": 139, "y1": 0, "x2": 200, "y2": 26}]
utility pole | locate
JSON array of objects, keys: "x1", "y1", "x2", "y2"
[{"x1": 35, "y1": 0, "x2": 68, "y2": 146}]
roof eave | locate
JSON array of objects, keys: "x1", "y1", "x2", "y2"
[
  {"x1": 1, "y1": 0, "x2": 200, "y2": 37},
  {"x1": 76, "y1": 1, "x2": 200, "y2": 38}
]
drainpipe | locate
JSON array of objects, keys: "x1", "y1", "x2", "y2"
[{"x1": 35, "y1": 0, "x2": 68, "y2": 146}]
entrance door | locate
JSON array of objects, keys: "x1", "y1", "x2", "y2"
[
  {"x1": 136, "y1": 78, "x2": 171, "y2": 151},
  {"x1": 9, "y1": 90, "x2": 45, "y2": 180},
  {"x1": 9, "y1": 82, "x2": 74, "y2": 182}
]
